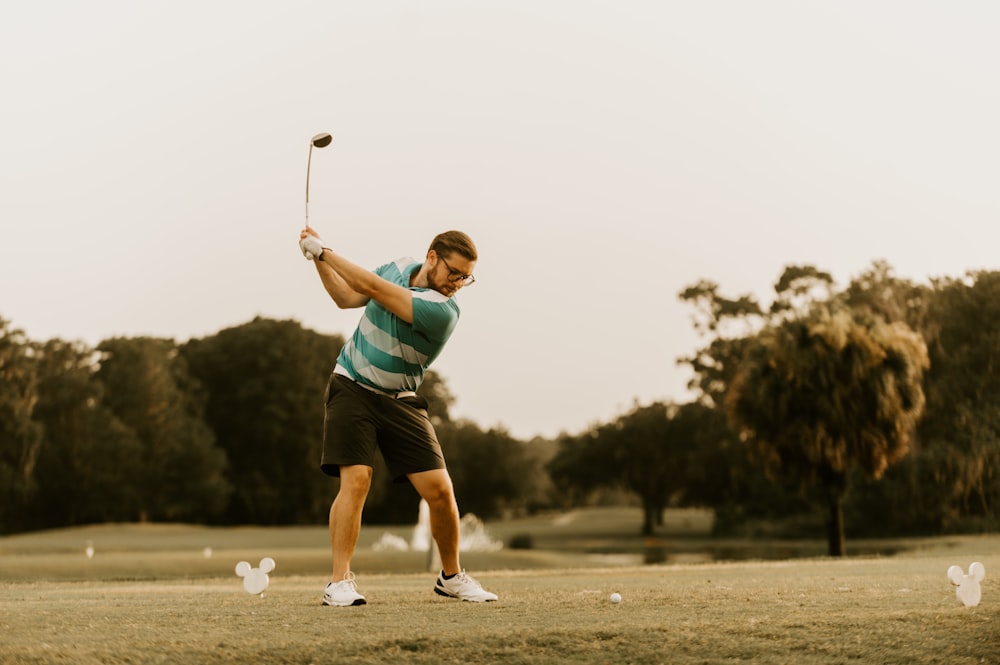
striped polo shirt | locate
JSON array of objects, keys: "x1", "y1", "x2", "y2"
[{"x1": 335, "y1": 257, "x2": 460, "y2": 392}]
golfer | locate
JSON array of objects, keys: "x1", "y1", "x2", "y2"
[{"x1": 299, "y1": 227, "x2": 497, "y2": 606}]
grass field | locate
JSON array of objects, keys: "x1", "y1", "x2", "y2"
[{"x1": 1, "y1": 508, "x2": 997, "y2": 664}]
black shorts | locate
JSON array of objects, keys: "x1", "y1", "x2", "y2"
[{"x1": 321, "y1": 373, "x2": 446, "y2": 482}]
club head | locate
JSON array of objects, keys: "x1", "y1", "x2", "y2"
[{"x1": 311, "y1": 133, "x2": 333, "y2": 148}]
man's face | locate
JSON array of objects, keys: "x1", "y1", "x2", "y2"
[{"x1": 429, "y1": 251, "x2": 476, "y2": 297}]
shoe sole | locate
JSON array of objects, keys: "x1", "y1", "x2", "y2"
[
  {"x1": 434, "y1": 584, "x2": 496, "y2": 602},
  {"x1": 322, "y1": 597, "x2": 367, "y2": 607},
  {"x1": 434, "y1": 585, "x2": 455, "y2": 599}
]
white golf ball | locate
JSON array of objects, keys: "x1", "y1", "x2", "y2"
[{"x1": 610, "y1": 593, "x2": 622, "y2": 604}]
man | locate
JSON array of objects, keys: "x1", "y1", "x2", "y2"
[{"x1": 299, "y1": 227, "x2": 497, "y2": 606}]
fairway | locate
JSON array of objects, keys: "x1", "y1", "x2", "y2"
[{"x1": 1, "y1": 513, "x2": 997, "y2": 664}]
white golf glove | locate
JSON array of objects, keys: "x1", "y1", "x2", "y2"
[{"x1": 300, "y1": 234, "x2": 325, "y2": 261}]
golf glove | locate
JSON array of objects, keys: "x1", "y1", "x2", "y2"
[{"x1": 300, "y1": 234, "x2": 325, "y2": 261}]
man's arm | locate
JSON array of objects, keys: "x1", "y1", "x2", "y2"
[
  {"x1": 300, "y1": 228, "x2": 370, "y2": 309},
  {"x1": 318, "y1": 249, "x2": 414, "y2": 323},
  {"x1": 313, "y1": 259, "x2": 370, "y2": 309}
]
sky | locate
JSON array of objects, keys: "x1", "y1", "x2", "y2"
[{"x1": 2, "y1": 1, "x2": 999, "y2": 440}]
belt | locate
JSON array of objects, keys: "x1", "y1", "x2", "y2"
[{"x1": 334, "y1": 366, "x2": 417, "y2": 400}]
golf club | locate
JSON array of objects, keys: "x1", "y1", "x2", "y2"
[{"x1": 304, "y1": 132, "x2": 333, "y2": 260}]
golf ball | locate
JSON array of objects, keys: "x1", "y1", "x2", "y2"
[{"x1": 610, "y1": 593, "x2": 621, "y2": 604}]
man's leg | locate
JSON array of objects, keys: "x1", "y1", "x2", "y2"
[
  {"x1": 407, "y1": 468, "x2": 461, "y2": 575},
  {"x1": 409, "y1": 468, "x2": 498, "y2": 602},
  {"x1": 329, "y1": 464, "x2": 373, "y2": 581}
]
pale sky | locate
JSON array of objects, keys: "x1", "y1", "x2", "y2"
[{"x1": 2, "y1": 1, "x2": 998, "y2": 440}]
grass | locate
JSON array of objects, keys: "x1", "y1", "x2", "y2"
[{"x1": 1, "y1": 508, "x2": 998, "y2": 664}]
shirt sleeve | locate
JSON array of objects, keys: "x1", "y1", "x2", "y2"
[{"x1": 411, "y1": 292, "x2": 459, "y2": 342}]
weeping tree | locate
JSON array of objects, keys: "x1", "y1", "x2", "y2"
[{"x1": 725, "y1": 307, "x2": 929, "y2": 556}]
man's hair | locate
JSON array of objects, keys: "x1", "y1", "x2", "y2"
[{"x1": 430, "y1": 231, "x2": 477, "y2": 261}]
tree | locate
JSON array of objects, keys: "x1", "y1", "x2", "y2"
[
  {"x1": 181, "y1": 318, "x2": 343, "y2": 524},
  {"x1": 604, "y1": 403, "x2": 682, "y2": 535},
  {"x1": 547, "y1": 428, "x2": 615, "y2": 509},
  {"x1": 0, "y1": 318, "x2": 43, "y2": 533},
  {"x1": 678, "y1": 280, "x2": 765, "y2": 408},
  {"x1": 841, "y1": 260, "x2": 930, "y2": 331},
  {"x1": 548, "y1": 401, "x2": 728, "y2": 535},
  {"x1": 837, "y1": 268, "x2": 999, "y2": 535},
  {"x1": 97, "y1": 336, "x2": 230, "y2": 522},
  {"x1": 679, "y1": 265, "x2": 839, "y2": 406},
  {"x1": 770, "y1": 265, "x2": 835, "y2": 319},
  {"x1": 677, "y1": 269, "x2": 825, "y2": 533},
  {"x1": 725, "y1": 307, "x2": 929, "y2": 555},
  {"x1": 30, "y1": 339, "x2": 143, "y2": 527},
  {"x1": 669, "y1": 402, "x2": 745, "y2": 510},
  {"x1": 919, "y1": 271, "x2": 1000, "y2": 529},
  {"x1": 439, "y1": 421, "x2": 541, "y2": 520},
  {"x1": 835, "y1": 262, "x2": 940, "y2": 536}
]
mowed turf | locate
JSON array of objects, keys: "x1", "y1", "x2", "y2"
[{"x1": 1, "y1": 512, "x2": 997, "y2": 664}]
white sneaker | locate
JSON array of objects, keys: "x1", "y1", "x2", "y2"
[
  {"x1": 322, "y1": 572, "x2": 367, "y2": 606},
  {"x1": 434, "y1": 570, "x2": 498, "y2": 602}
]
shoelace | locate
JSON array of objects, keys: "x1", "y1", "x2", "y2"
[
  {"x1": 333, "y1": 571, "x2": 358, "y2": 590},
  {"x1": 450, "y1": 571, "x2": 479, "y2": 587}
]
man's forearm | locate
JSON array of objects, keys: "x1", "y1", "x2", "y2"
[
  {"x1": 315, "y1": 255, "x2": 369, "y2": 309},
  {"x1": 319, "y1": 250, "x2": 380, "y2": 298},
  {"x1": 318, "y1": 249, "x2": 414, "y2": 323}
]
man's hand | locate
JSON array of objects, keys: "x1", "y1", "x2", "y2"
[
  {"x1": 299, "y1": 227, "x2": 372, "y2": 310},
  {"x1": 299, "y1": 229, "x2": 325, "y2": 261}
]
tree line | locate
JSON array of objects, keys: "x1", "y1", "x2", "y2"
[
  {"x1": 550, "y1": 262, "x2": 999, "y2": 555},
  {"x1": 0, "y1": 316, "x2": 544, "y2": 534},
  {"x1": 2, "y1": 261, "x2": 998, "y2": 555}
]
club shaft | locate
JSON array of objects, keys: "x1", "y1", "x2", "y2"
[{"x1": 305, "y1": 144, "x2": 314, "y2": 226}]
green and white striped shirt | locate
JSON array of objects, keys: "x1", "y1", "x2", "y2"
[{"x1": 335, "y1": 257, "x2": 460, "y2": 392}]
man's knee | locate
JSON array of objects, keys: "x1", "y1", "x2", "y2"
[
  {"x1": 339, "y1": 465, "x2": 373, "y2": 497},
  {"x1": 412, "y1": 470, "x2": 455, "y2": 505}
]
